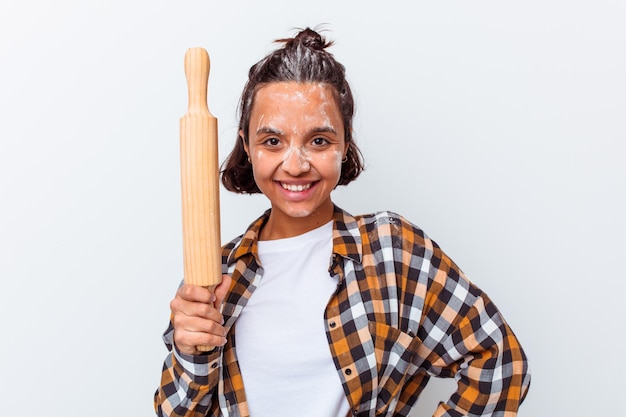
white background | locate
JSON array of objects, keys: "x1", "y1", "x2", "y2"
[{"x1": 1, "y1": 1, "x2": 624, "y2": 416}]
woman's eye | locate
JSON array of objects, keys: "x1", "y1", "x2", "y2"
[
  {"x1": 264, "y1": 137, "x2": 280, "y2": 146},
  {"x1": 312, "y1": 137, "x2": 329, "y2": 146}
]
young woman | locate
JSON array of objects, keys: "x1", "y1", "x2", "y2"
[{"x1": 155, "y1": 28, "x2": 530, "y2": 417}]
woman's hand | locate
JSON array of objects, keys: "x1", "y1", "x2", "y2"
[{"x1": 170, "y1": 274, "x2": 232, "y2": 355}]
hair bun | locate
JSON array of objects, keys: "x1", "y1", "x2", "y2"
[
  {"x1": 277, "y1": 27, "x2": 333, "y2": 51},
  {"x1": 295, "y1": 28, "x2": 326, "y2": 50}
]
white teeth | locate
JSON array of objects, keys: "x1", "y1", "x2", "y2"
[{"x1": 281, "y1": 182, "x2": 311, "y2": 192}]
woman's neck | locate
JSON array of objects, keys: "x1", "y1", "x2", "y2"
[{"x1": 260, "y1": 201, "x2": 334, "y2": 241}]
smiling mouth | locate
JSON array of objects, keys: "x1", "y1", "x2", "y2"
[{"x1": 280, "y1": 182, "x2": 313, "y2": 192}]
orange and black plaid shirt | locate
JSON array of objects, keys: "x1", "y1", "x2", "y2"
[{"x1": 155, "y1": 206, "x2": 530, "y2": 417}]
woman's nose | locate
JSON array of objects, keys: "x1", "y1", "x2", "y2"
[{"x1": 281, "y1": 146, "x2": 311, "y2": 174}]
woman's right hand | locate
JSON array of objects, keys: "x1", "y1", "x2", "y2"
[{"x1": 170, "y1": 274, "x2": 232, "y2": 355}]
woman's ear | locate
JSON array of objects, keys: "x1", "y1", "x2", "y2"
[
  {"x1": 239, "y1": 130, "x2": 249, "y2": 153},
  {"x1": 346, "y1": 129, "x2": 354, "y2": 155},
  {"x1": 240, "y1": 130, "x2": 251, "y2": 163},
  {"x1": 342, "y1": 136, "x2": 351, "y2": 161}
]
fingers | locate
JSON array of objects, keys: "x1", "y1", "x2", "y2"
[
  {"x1": 172, "y1": 313, "x2": 227, "y2": 355},
  {"x1": 173, "y1": 316, "x2": 227, "y2": 355},
  {"x1": 176, "y1": 284, "x2": 216, "y2": 305},
  {"x1": 170, "y1": 282, "x2": 230, "y2": 355},
  {"x1": 214, "y1": 274, "x2": 232, "y2": 310},
  {"x1": 170, "y1": 296, "x2": 222, "y2": 323}
]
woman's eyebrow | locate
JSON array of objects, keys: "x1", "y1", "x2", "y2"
[
  {"x1": 256, "y1": 126, "x2": 284, "y2": 135},
  {"x1": 256, "y1": 126, "x2": 337, "y2": 135},
  {"x1": 310, "y1": 126, "x2": 337, "y2": 134}
]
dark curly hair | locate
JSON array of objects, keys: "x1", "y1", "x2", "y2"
[{"x1": 220, "y1": 27, "x2": 364, "y2": 194}]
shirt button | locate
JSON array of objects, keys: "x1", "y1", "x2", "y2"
[
  {"x1": 345, "y1": 368, "x2": 352, "y2": 375},
  {"x1": 211, "y1": 362, "x2": 218, "y2": 369},
  {"x1": 329, "y1": 321, "x2": 336, "y2": 328}
]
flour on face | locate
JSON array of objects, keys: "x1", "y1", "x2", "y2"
[{"x1": 245, "y1": 81, "x2": 347, "y2": 238}]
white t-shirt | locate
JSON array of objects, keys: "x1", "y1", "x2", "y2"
[{"x1": 234, "y1": 221, "x2": 350, "y2": 417}]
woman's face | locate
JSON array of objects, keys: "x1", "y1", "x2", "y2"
[{"x1": 243, "y1": 81, "x2": 346, "y2": 238}]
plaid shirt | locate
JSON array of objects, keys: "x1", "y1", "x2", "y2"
[{"x1": 155, "y1": 206, "x2": 530, "y2": 417}]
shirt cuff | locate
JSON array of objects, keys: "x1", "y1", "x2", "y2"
[{"x1": 173, "y1": 344, "x2": 221, "y2": 384}]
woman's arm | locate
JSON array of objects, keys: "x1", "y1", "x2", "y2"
[
  {"x1": 154, "y1": 278, "x2": 232, "y2": 417},
  {"x1": 416, "y1": 253, "x2": 530, "y2": 416},
  {"x1": 154, "y1": 324, "x2": 220, "y2": 417}
]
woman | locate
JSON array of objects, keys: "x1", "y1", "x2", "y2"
[{"x1": 155, "y1": 28, "x2": 530, "y2": 417}]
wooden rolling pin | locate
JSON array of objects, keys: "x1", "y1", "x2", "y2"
[{"x1": 180, "y1": 48, "x2": 221, "y2": 351}]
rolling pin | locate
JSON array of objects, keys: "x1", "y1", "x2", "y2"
[{"x1": 180, "y1": 47, "x2": 221, "y2": 352}]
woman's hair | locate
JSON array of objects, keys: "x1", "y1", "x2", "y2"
[{"x1": 221, "y1": 27, "x2": 364, "y2": 194}]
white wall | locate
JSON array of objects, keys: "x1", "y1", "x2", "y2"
[{"x1": 1, "y1": 1, "x2": 624, "y2": 416}]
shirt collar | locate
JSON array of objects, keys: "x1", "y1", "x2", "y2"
[
  {"x1": 227, "y1": 205, "x2": 363, "y2": 265},
  {"x1": 227, "y1": 208, "x2": 269, "y2": 265},
  {"x1": 331, "y1": 205, "x2": 362, "y2": 264}
]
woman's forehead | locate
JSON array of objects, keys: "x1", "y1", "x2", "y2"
[
  {"x1": 254, "y1": 81, "x2": 336, "y2": 102},
  {"x1": 249, "y1": 82, "x2": 344, "y2": 135}
]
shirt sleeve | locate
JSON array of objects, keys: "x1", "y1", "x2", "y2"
[
  {"x1": 153, "y1": 321, "x2": 221, "y2": 417},
  {"x1": 417, "y1": 251, "x2": 531, "y2": 416}
]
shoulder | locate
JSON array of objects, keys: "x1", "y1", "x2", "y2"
[
  {"x1": 222, "y1": 234, "x2": 244, "y2": 253},
  {"x1": 220, "y1": 209, "x2": 271, "y2": 267},
  {"x1": 335, "y1": 206, "x2": 436, "y2": 253},
  {"x1": 360, "y1": 211, "x2": 429, "y2": 243},
  {"x1": 221, "y1": 234, "x2": 244, "y2": 268}
]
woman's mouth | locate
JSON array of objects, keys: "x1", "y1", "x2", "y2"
[{"x1": 280, "y1": 182, "x2": 313, "y2": 192}]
